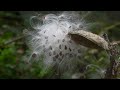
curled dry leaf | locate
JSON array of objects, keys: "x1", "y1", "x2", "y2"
[{"x1": 68, "y1": 30, "x2": 109, "y2": 50}]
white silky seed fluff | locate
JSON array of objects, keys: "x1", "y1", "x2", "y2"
[{"x1": 24, "y1": 12, "x2": 87, "y2": 70}]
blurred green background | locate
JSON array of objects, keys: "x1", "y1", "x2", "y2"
[{"x1": 0, "y1": 11, "x2": 120, "y2": 79}]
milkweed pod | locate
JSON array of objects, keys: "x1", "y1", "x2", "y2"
[{"x1": 68, "y1": 30, "x2": 109, "y2": 50}]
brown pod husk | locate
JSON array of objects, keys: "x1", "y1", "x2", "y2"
[{"x1": 68, "y1": 30, "x2": 109, "y2": 50}]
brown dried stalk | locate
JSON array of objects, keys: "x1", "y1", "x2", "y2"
[{"x1": 103, "y1": 33, "x2": 120, "y2": 79}]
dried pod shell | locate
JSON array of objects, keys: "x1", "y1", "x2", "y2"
[{"x1": 68, "y1": 30, "x2": 109, "y2": 50}]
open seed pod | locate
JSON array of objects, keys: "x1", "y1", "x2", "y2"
[{"x1": 68, "y1": 30, "x2": 109, "y2": 50}]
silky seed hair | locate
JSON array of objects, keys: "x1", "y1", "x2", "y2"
[{"x1": 24, "y1": 11, "x2": 87, "y2": 71}]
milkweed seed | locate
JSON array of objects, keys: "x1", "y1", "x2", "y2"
[
  {"x1": 59, "y1": 51, "x2": 62, "y2": 56},
  {"x1": 78, "y1": 49, "x2": 81, "y2": 53},
  {"x1": 53, "y1": 35, "x2": 56, "y2": 37},
  {"x1": 59, "y1": 44, "x2": 61, "y2": 49},
  {"x1": 65, "y1": 45, "x2": 67, "y2": 50},
  {"x1": 58, "y1": 39, "x2": 60, "y2": 43},
  {"x1": 55, "y1": 54, "x2": 59, "y2": 59},
  {"x1": 62, "y1": 39, "x2": 65, "y2": 42},
  {"x1": 44, "y1": 31, "x2": 46, "y2": 33},
  {"x1": 49, "y1": 46, "x2": 52, "y2": 50},
  {"x1": 69, "y1": 54, "x2": 73, "y2": 58},
  {"x1": 32, "y1": 53, "x2": 37, "y2": 58},
  {"x1": 69, "y1": 48, "x2": 72, "y2": 52},
  {"x1": 45, "y1": 36, "x2": 48, "y2": 39}
]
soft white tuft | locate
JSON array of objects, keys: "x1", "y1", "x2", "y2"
[{"x1": 24, "y1": 11, "x2": 87, "y2": 71}]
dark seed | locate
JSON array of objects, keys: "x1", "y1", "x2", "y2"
[
  {"x1": 58, "y1": 39, "x2": 60, "y2": 43},
  {"x1": 55, "y1": 54, "x2": 59, "y2": 59},
  {"x1": 59, "y1": 45, "x2": 61, "y2": 49},
  {"x1": 53, "y1": 35, "x2": 56, "y2": 37},
  {"x1": 49, "y1": 46, "x2": 52, "y2": 50},
  {"x1": 45, "y1": 36, "x2": 48, "y2": 39},
  {"x1": 44, "y1": 31, "x2": 46, "y2": 33},
  {"x1": 62, "y1": 39, "x2": 65, "y2": 42},
  {"x1": 69, "y1": 54, "x2": 73, "y2": 58},
  {"x1": 32, "y1": 53, "x2": 37, "y2": 58},
  {"x1": 69, "y1": 48, "x2": 72, "y2": 52},
  {"x1": 59, "y1": 51, "x2": 62, "y2": 56},
  {"x1": 65, "y1": 45, "x2": 67, "y2": 50}
]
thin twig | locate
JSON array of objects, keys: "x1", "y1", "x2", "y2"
[{"x1": 4, "y1": 35, "x2": 25, "y2": 45}]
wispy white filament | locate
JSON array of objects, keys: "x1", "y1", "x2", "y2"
[{"x1": 24, "y1": 11, "x2": 87, "y2": 71}]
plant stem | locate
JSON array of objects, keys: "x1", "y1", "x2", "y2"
[{"x1": 103, "y1": 33, "x2": 120, "y2": 79}]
